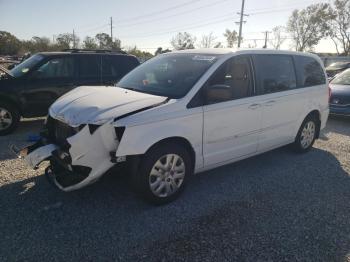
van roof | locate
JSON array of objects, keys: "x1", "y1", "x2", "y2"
[{"x1": 171, "y1": 48, "x2": 319, "y2": 58}]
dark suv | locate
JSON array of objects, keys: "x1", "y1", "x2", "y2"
[{"x1": 0, "y1": 49, "x2": 140, "y2": 135}]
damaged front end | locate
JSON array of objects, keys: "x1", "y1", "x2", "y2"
[{"x1": 20, "y1": 116, "x2": 122, "y2": 191}]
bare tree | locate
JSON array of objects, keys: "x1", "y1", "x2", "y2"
[
  {"x1": 248, "y1": 40, "x2": 258, "y2": 48},
  {"x1": 198, "y1": 32, "x2": 218, "y2": 48},
  {"x1": 170, "y1": 32, "x2": 196, "y2": 50},
  {"x1": 328, "y1": 0, "x2": 350, "y2": 55},
  {"x1": 287, "y1": 3, "x2": 332, "y2": 51},
  {"x1": 268, "y1": 26, "x2": 286, "y2": 50},
  {"x1": 223, "y1": 29, "x2": 238, "y2": 48}
]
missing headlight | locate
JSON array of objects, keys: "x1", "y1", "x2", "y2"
[{"x1": 114, "y1": 126, "x2": 125, "y2": 141}]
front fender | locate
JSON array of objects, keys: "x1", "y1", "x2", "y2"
[{"x1": 115, "y1": 112, "x2": 203, "y2": 169}]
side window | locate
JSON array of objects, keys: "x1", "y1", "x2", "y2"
[
  {"x1": 294, "y1": 56, "x2": 326, "y2": 87},
  {"x1": 35, "y1": 57, "x2": 74, "y2": 78},
  {"x1": 102, "y1": 56, "x2": 120, "y2": 78},
  {"x1": 205, "y1": 56, "x2": 253, "y2": 105},
  {"x1": 253, "y1": 54, "x2": 297, "y2": 94},
  {"x1": 79, "y1": 55, "x2": 101, "y2": 78},
  {"x1": 119, "y1": 56, "x2": 140, "y2": 76}
]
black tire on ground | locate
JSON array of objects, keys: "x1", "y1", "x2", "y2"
[
  {"x1": 292, "y1": 115, "x2": 319, "y2": 153},
  {"x1": 132, "y1": 142, "x2": 193, "y2": 205},
  {"x1": 0, "y1": 102, "x2": 20, "y2": 136}
]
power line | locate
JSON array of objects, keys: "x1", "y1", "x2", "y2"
[
  {"x1": 117, "y1": 0, "x2": 231, "y2": 27},
  {"x1": 120, "y1": 14, "x2": 237, "y2": 39},
  {"x1": 115, "y1": 0, "x2": 203, "y2": 23}
]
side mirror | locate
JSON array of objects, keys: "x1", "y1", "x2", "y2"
[{"x1": 205, "y1": 84, "x2": 232, "y2": 104}]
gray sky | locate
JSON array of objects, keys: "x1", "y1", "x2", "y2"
[{"x1": 0, "y1": 0, "x2": 335, "y2": 52}]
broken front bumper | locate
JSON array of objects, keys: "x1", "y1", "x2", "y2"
[{"x1": 19, "y1": 121, "x2": 120, "y2": 191}]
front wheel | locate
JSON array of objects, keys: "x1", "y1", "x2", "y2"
[
  {"x1": 292, "y1": 116, "x2": 318, "y2": 153},
  {"x1": 133, "y1": 143, "x2": 192, "y2": 204}
]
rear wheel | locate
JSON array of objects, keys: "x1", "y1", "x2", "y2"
[
  {"x1": 133, "y1": 143, "x2": 192, "y2": 204},
  {"x1": 292, "y1": 116, "x2": 318, "y2": 153},
  {"x1": 0, "y1": 102, "x2": 20, "y2": 136}
]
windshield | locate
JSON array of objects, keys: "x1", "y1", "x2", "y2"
[
  {"x1": 10, "y1": 54, "x2": 44, "y2": 78},
  {"x1": 118, "y1": 53, "x2": 220, "y2": 98},
  {"x1": 327, "y1": 62, "x2": 350, "y2": 70},
  {"x1": 331, "y1": 69, "x2": 350, "y2": 85}
]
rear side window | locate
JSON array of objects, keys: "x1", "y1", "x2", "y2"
[
  {"x1": 118, "y1": 56, "x2": 140, "y2": 76},
  {"x1": 79, "y1": 55, "x2": 101, "y2": 78},
  {"x1": 294, "y1": 56, "x2": 326, "y2": 87},
  {"x1": 253, "y1": 54, "x2": 297, "y2": 94},
  {"x1": 102, "y1": 56, "x2": 119, "y2": 78},
  {"x1": 102, "y1": 55, "x2": 139, "y2": 80}
]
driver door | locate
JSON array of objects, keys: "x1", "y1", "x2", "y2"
[
  {"x1": 203, "y1": 55, "x2": 262, "y2": 167},
  {"x1": 20, "y1": 56, "x2": 77, "y2": 116}
]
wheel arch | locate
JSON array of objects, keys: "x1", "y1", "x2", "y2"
[
  {"x1": 145, "y1": 136, "x2": 196, "y2": 172},
  {"x1": 0, "y1": 95, "x2": 22, "y2": 116}
]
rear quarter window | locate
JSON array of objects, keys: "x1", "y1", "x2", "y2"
[
  {"x1": 253, "y1": 54, "x2": 297, "y2": 95},
  {"x1": 294, "y1": 56, "x2": 326, "y2": 87}
]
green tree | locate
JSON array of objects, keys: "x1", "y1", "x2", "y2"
[
  {"x1": 0, "y1": 31, "x2": 21, "y2": 55},
  {"x1": 170, "y1": 32, "x2": 196, "y2": 50},
  {"x1": 287, "y1": 3, "x2": 332, "y2": 51},
  {"x1": 95, "y1": 33, "x2": 121, "y2": 50},
  {"x1": 328, "y1": 0, "x2": 350, "y2": 55},
  {"x1": 127, "y1": 46, "x2": 153, "y2": 62},
  {"x1": 56, "y1": 33, "x2": 74, "y2": 49},
  {"x1": 82, "y1": 36, "x2": 98, "y2": 49},
  {"x1": 223, "y1": 29, "x2": 238, "y2": 48}
]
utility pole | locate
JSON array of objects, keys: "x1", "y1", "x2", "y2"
[
  {"x1": 262, "y1": 31, "x2": 271, "y2": 48},
  {"x1": 73, "y1": 29, "x2": 76, "y2": 48},
  {"x1": 236, "y1": 0, "x2": 248, "y2": 48},
  {"x1": 110, "y1": 17, "x2": 113, "y2": 40}
]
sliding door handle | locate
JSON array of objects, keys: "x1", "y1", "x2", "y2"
[
  {"x1": 248, "y1": 103, "x2": 261, "y2": 110},
  {"x1": 263, "y1": 100, "x2": 276, "y2": 106}
]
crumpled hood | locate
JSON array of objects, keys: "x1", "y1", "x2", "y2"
[{"x1": 49, "y1": 86, "x2": 167, "y2": 127}]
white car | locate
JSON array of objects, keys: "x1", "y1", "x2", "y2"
[{"x1": 21, "y1": 49, "x2": 329, "y2": 204}]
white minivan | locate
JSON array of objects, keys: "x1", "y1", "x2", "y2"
[{"x1": 22, "y1": 49, "x2": 329, "y2": 204}]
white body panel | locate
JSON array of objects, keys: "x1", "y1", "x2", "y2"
[
  {"x1": 24, "y1": 49, "x2": 329, "y2": 191},
  {"x1": 202, "y1": 96, "x2": 262, "y2": 166}
]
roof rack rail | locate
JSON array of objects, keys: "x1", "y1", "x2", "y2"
[{"x1": 62, "y1": 49, "x2": 127, "y2": 54}]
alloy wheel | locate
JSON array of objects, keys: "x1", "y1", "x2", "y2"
[
  {"x1": 300, "y1": 121, "x2": 316, "y2": 149},
  {"x1": 149, "y1": 154, "x2": 186, "y2": 198}
]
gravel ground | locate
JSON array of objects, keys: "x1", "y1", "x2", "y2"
[{"x1": 0, "y1": 117, "x2": 350, "y2": 261}]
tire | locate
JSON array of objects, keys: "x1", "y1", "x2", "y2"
[
  {"x1": 132, "y1": 143, "x2": 192, "y2": 205},
  {"x1": 292, "y1": 115, "x2": 319, "y2": 153},
  {"x1": 0, "y1": 102, "x2": 20, "y2": 136}
]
